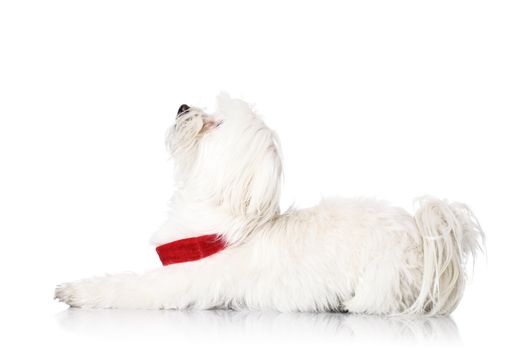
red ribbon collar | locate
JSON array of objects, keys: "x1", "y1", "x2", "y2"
[{"x1": 156, "y1": 234, "x2": 226, "y2": 266}]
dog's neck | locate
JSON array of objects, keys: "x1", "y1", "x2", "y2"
[{"x1": 150, "y1": 187, "x2": 275, "y2": 246}]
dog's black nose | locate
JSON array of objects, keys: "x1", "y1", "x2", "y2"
[{"x1": 178, "y1": 104, "x2": 190, "y2": 115}]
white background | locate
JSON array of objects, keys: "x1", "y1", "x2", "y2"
[{"x1": 1, "y1": 0, "x2": 524, "y2": 349}]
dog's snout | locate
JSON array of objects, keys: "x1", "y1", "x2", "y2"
[{"x1": 178, "y1": 104, "x2": 190, "y2": 115}]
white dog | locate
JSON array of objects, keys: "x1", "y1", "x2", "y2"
[{"x1": 56, "y1": 94, "x2": 484, "y2": 315}]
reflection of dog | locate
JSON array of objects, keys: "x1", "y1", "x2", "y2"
[
  {"x1": 57, "y1": 309, "x2": 461, "y2": 345},
  {"x1": 56, "y1": 94, "x2": 484, "y2": 315}
]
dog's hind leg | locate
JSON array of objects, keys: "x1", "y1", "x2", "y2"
[{"x1": 341, "y1": 256, "x2": 404, "y2": 315}]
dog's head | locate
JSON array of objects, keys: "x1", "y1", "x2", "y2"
[{"x1": 166, "y1": 93, "x2": 282, "y2": 222}]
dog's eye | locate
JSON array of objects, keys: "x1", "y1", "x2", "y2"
[{"x1": 175, "y1": 117, "x2": 191, "y2": 128}]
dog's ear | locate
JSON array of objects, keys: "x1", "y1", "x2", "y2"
[
  {"x1": 225, "y1": 141, "x2": 282, "y2": 219},
  {"x1": 242, "y1": 146, "x2": 282, "y2": 217},
  {"x1": 214, "y1": 93, "x2": 281, "y2": 219}
]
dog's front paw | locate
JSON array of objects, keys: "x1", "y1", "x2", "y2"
[
  {"x1": 55, "y1": 277, "x2": 117, "y2": 309},
  {"x1": 55, "y1": 282, "x2": 83, "y2": 307}
]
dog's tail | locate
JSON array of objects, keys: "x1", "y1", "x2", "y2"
[{"x1": 406, "y1": 197, "x2": 485, "y2": 316}]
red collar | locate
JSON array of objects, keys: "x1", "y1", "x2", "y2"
[{"x1": 156, "y1": 234, "x2": 226, "y2": 266}]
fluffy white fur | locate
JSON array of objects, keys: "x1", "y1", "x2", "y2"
[{"x1": 55, "y1": 94, "x2": 485, "y2": 315}]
